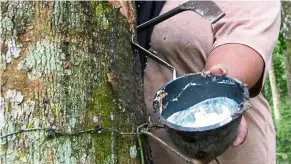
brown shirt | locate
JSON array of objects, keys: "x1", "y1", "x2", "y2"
[{"x1": 144, "y1": 1, "x2": 281, "y2": 164}]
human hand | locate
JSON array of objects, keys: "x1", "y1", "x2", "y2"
[{"x1": 208, "y1": 64, "x2": 248, "y2": 147}]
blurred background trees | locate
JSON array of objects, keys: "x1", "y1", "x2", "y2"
[{"x1": 263, "y1": 1, "x2": 291, "y2": 163}]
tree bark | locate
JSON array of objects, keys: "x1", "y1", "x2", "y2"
[
  {"x1": 269, "y1": 63, "x2": 280, "y2": 121},
  {"x1": 282, "y1": 1, "x2": 291, "y2": 100},
  {"x1": 0, "y1": 1, "x2": 147, "y2": 163}
]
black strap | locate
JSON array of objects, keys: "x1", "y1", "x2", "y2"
[{"x1": 135, "y1": 1, "x2": 166, "y2": 74}]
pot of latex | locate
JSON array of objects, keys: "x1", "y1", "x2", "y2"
[{"x1": 153, "y1": 73, "x2": 250, "y2": 162}]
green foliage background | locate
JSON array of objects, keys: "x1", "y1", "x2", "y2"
[{"x1": 263, "y1": 32, "x2": 291, "y2": 163}]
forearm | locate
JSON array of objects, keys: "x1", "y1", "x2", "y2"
[{"x1": 205, "y1": 44, "x2": 265, "y2": 93}]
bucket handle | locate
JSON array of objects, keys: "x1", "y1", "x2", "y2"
[
  {"x1": 140, "y1": 129, "x2": 196, "y2": 164},
  {"x1": 138, "y1": 122, "x2": 195, "y2": 163},
  {"x1": 138, "y1": 122, "x2": 220, "y2": 164},
  {"x1": 131, "y1": 37, "x2": 177, "y2": 80}
]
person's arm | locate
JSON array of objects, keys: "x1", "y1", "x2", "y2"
[
  {"x1": 205, "y1": 44, "x2": 264, "y2": 92},
  {"x1": 208, "y1": 1, "x2": 281, "y2": 97}
]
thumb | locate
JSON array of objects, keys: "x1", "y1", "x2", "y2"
[{"x1": 209, "y1": 64, "x2": 228, "y2": 76}]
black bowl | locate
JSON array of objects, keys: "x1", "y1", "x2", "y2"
[{"x1": 153, "y1": 73, "x2": 250, "y2": 161}]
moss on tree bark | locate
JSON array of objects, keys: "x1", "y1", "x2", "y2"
[{"x1": 0, "y1": 1, "x2": 146, "y2": 163}]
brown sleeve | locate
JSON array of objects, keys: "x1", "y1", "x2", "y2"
[{"x1": 212, "y1": 1, "x2": 281, "y2": 97}]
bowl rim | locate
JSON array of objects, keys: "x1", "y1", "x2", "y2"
[{"x1": 152, "y1": 72, "x2": 250, "y2": 132}]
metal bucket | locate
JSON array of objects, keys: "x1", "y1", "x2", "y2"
[{"x1": 153, "y1": 73, "x2": 250, "y2": 161}]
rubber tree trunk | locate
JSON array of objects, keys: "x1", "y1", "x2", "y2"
[
  {"x1": 269, "y1": 63, "x2": 280, "y2": 121},
  {"x1": 0, "y1": 1, "x2": 147, "y2": 163},
  {"x1": 282, "y1": 1, "x2": 291, "y2": 100}
]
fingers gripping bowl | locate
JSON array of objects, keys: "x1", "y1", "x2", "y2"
[{"x1": 153, "y1": 73, "x2": 250, "y2": 161}]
